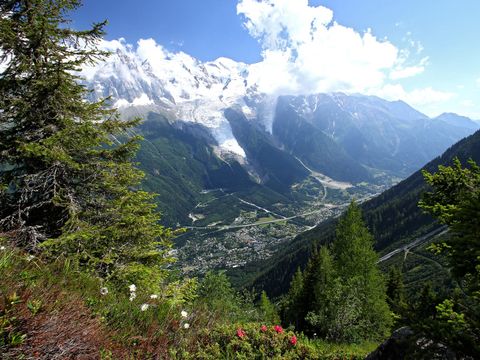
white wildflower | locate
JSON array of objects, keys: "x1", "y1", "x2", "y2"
[
  {"x1": 140, "y1": 303, "x2": 149, "y2": 311},
  {"x1": 183, "y1": 323, "x2": 190, "y2": 329},
  {"x1": 150, "y1": 294, "x2": 158, "y2": 299},
  {"x1": 100, "y1": 287, "x2": 108, "y2": 296},
  {"x1": 129, "y1": 284, "x2": 136, "y2": 292},
  {"x1": 181, "y1": 310, "x2": 188, "y2": 318},
  {"x1": 26, "y1": 254, "x2": 35, "y2": 261},
  {"x1": 129, "y1": 292, "x2": 137, "y2": 302},
  {"x1": 0, "y1": 246, "x2": 5, "y2": 251}
]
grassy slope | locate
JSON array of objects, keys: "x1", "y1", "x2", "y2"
[{"x1": 0, "y1": 245, "x2": 377, "y2": 359}]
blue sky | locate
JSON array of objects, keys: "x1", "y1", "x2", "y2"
[{"x1": 72, "y1": 0, "x2": 480, "y2": 119}]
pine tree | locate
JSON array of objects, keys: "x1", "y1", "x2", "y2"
[
  {"x1": 414, "y1": 282, "x2": 437, "y2": 320},
  {"x1": 386, "y1": 266, "x2": 407, "y2": 314},
  {"x1": 259, "y1": 290, "x2": 280, "y2": 324},
  {"x1": 331, "y1": 201, "x2": 392, "y2": 341},
  {"x1": 0, "y1": 0, "x2": 175, "y2": 290},
  {"x1": 415, "y1": 159, "x2": 480, "y2": 357},
  {"x1": 281, "y1": 203, "x2": 392, "y2": 341},
  {"x1": 304, "y1": 246, "x2": 336, "y2": 337},
  {"x1": 283, "y1": 267, "x2": 303, "y2": 328}
]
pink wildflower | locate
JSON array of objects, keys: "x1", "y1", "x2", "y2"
[
  {"x1": 290, "y1": 335, "x2": 297, "y2": 345},
  {"x1": 274, "y1": 325, "x2": 283, "y2": 334},
  {"x1": 260, "y1": 325, "x2": 268, "y2": 332},
  {"x1": 237, "y1": 328, "x2": 246, "y2": 339}
]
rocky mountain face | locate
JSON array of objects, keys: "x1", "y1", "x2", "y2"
[
  {"x1": 83, "y1": 46, "x2": 478, "y2": 187},
  {"x1": 82, "y1": 45, "x2": 479, "y2": 273}
]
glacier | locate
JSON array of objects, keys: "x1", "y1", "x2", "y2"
[{"x1": 81, "y1": 39, "x2": 259, "y2": 157}]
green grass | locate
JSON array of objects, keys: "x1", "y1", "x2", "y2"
[
  {"x1": 254, "y1": 216, "x2": 276, "y2": 224},
  {"x1": 0, "y1": 244, "x2": 381, "y2": 359}
]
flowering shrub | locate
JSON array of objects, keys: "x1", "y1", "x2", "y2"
[
  {"x1": 194, "y1": 322, "x2": 309, "y2": 359},
  {"x1": 191, "y1": 322, "x2": 374, "y2": 359}
]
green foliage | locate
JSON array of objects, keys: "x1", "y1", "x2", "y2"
[
  {"x1": 282, "y1": 267, "x2": 304, "y2": 328},
  {"x1": 420, "y1": 157, "x2": 480, "y2": 278},
  {"x1": 193, "y1": 322, "x2": 374, "y2": 360},
  {"x1": 410, "y1": 158, "x2": 480, "y2": 357},
  {"x1": 283, "y1": 202, "x2": 392, "y2": 343},
  {"x1": 413, "y1": 282, "x2": 438, "y2": 319},
  {"x1": 385, "y1": 267, "x2": 407, "y2": 319},
  {"x1": 0, "y1": 0, "x2": 176, "y2": 290},
  {"x1": 26, "y1": 299, "x2": 42, "y2": 316},
  {"x1": 259, "y1": 291, "x2": 280, "y2": 324},
  {"x1": 1, "y1": 240, "x2": 379, "y2": 358},
  {"x1": 197, "y1": 271, "x2": 240, "y2": 319},
  {"x1": 331, "y1": 202, "x2": 392, "y2": 341},
  {"x1": 301, "y1": 247, "x2": 336, "y2": 335},
  {"x1": 0, "y1": 291, "x2": 25, "y2": 348}
]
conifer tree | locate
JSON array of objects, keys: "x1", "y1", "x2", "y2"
[
  {"x1": 259, "y1": 290, "x2": 280, "y2": 324},
  {"x1": 331, "y1": 201, "x2": 392, "y2": 341},
  {"x1": 295, "y1": 247, "x2": 333, "y2": 332},
  {"x1": 416, "y1": 159, "x2": 480, "y2": 357},
  {"x1": 0, "y1": 0, "x2": 175, "y2": 290},
  {"x1": 283, "y1": 267, "x2": 304, "y2": 328},
  {"x1": 304, "y1": 246, "x2": 336, "y2": 337},
  {"x1": 386, "y1": 266, "x2": 407, "y2": 315},
  {"x1": 282, "y1": 202, "x2": 391, "y2": 341},
  {"x1": 419, "y1": 157, "x2": 480, "y2": 278},
  {"x1": 414, "y1": 282, "x2": 437, "y2": 320}
]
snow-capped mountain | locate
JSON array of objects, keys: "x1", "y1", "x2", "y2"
[
  {"x1": 81, "y1": 40, "x2": 479, "y2": 185},
  {"x1": 82, "y1": 42, "x2": 259, "y2": 157}
]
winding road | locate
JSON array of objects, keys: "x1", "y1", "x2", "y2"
[{"x1": 378, "y1": 226, "x2": 448, "y2": 263}]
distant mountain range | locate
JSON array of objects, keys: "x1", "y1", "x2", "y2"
[
  {"x1": 234, "y1": 128, "x2": 480, "y2": 296},
  {"x1": 83, "y1": 46, "x2": 479, "y2": 274},
  {"x1": 83, "y1": 45, "x2": 479, "y2": 187}
]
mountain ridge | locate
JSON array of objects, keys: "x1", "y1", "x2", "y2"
[
  {"x1": 82, "y1": 43, "x2": 479, "y2": 181},
  {"x1": 233, "y1": 128, "x2": 480, "y2": 296},
  {"x1": 80, "y1": 44, "x2": 480, "y2": 275}
]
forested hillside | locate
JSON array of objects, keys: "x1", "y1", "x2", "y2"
[{"x1": 234, "y1": 129, "x2": 480, "y2": 296}]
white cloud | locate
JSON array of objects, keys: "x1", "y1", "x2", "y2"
[
  {"x1": 80, "y1": 1, "x2": 453, "y2": 115},
  {"x1": 389, "y1": 64, "x2": 424, "y2": 80},
  {"x1": 237, "y1": 0, "x2": 428, "y2": 96},
  {"x1": 390, "y1": 56, "x2": 428, "y2": 80},
  {"x1": 377, "y1": 84, "x2": 455, "y2": 107}
]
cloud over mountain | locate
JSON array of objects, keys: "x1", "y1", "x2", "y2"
[
  {"x1": 236, "y1": 0, "x2": 452, "y2": 110},
  {"x1": 77, "y1": 0, "x2": 458, "y2": 117}
]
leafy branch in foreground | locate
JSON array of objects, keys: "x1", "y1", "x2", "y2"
[
  {"x1": 415, "y1": 157, "x2": 480, "y2": 357},
  {"x1": 0, "y1": 0, "x2": 176, "y2": 289}
]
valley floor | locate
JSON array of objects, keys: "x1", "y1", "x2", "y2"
[{"x1": 174, "y1": 174, "x2": 389, "y2": 275}]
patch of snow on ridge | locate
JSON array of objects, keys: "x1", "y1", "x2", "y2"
[
  {"x1": 219, "y1": 139, "x2": 246, "y2": 157},
  {"x1": 82, "y1": 38, "x2": 253, "y2": 157}
]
